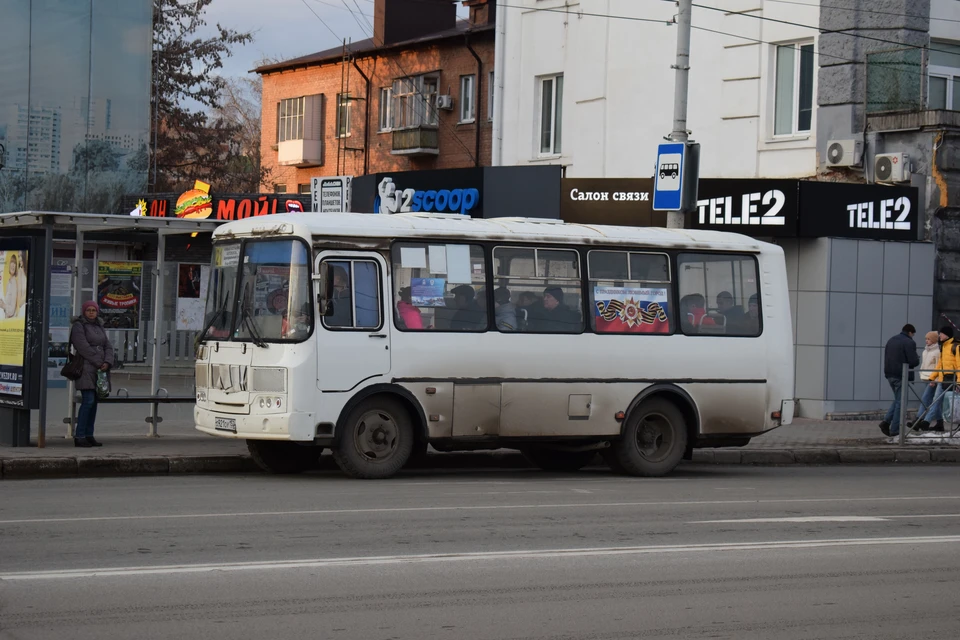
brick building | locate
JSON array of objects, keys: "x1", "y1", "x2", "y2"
[{"x1": 256, "y1": 0, "x2": 496, "y2": 196}]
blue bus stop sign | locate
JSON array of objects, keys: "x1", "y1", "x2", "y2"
[{"x1": 653, "y1": 142, "x2": 685, "y2": 211}]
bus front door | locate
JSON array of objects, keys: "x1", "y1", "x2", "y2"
[{"x1": 315, "y1": 251, "x2": 391, "y2": 392}]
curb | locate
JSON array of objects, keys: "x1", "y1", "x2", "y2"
[{"x1": 2, "y1": 448, "x2": 959, "y2": 479}]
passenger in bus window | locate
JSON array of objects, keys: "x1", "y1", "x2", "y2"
[
  {"x1": 494, "y1": 287, "x2": 517, "y2": 332},
  {"x1": 328, "y1": 265, "x2": 352, "y2": 327},
  {"x1": 680, "y1": 294, "x2": 706, "y2": 331},
  {"x1": 533, "y1": 287, "x2": 580, "y2": 333},
  {"x1": 396, "y1": 286, "x2": 424, "y2": 330},
  {"x1": 449, "y1": 284, "x2": 485, "y2": 330},
  {"x1": 716, "y1": 291, "x2": 745, "y2": 323}
]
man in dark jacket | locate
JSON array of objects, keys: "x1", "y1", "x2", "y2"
[
  {"x1": 880, "y1": 323, "x2": 921, "y2": 437},
  {"x1": 449, "y1": 285, "x2": 485, "y2": 330},
  {"x1": 532, "y1": 287, "x2": 581, "y2": 333}
]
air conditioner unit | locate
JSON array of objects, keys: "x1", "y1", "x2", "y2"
[
  {"x1": 436, "y1": 95, "x2": 454, "y2": 110},
  {"x1": 874, "y1": 153, "x2": 911, "y2": 183},
  {"x1": 825, "y1": 139, "x2": 862, "y2": 167}
]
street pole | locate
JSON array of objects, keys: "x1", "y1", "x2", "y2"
[{"x1": 667, "y1": 0, "x2": 692, "y2": 229}]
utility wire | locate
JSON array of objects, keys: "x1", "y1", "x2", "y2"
[
  {"x1": 763, "y1": 0, "x2": 960, "y2": 25},
  {"x1": 340, "y1": 0, "x2": 371, "y2": 33},
  {"x1": 308, "y1": 0, "x2": 372, "y2": 17},
  {"x1": 694, "y1": 3, "x2": 960, "y2": 58},
  {"x1": 296, "y1": 0, "x2": 479, "y2": 164}
]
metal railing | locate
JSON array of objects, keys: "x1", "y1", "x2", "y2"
[
  {"x1": 898, "y1": 364, "x2": 960, "y2": 445},
  {"x1": 106, "y1": 321, "x2": 199, "y2": 366},
  {"x1": 66, "y1": 387, "x2": 196, "y2": 438}
]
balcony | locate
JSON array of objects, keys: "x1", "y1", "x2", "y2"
[
  {"x1": 278, "y1": 139, "x2": 323, "y2": 167},
  {"x1": 867, "y1": 109, "x2": 960, "y2": 133},
  {"x1": 391, "y1": 126, "x2": 439, "y2": 156}
]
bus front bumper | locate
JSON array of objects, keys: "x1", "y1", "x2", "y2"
[{"x1": 194, "y1": 406, "x2": 316, "y2": 441}]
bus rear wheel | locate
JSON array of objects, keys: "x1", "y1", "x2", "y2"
[
  {"x1": 521, "y1": 447, "x2": 597, "y2": 472},
  {"x1": 609, "y1": 398, "x2": 688, "y2": 477},
  {"x1": 247, "y1": 440, "x2": 322, "y2": 474},
  {"x1": 333, "y1": 397, "x2": 414, "y2": 479}
]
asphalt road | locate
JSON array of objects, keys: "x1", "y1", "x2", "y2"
[{"x1": 2, "y1": 465, "x2": 960, "y2": 639}]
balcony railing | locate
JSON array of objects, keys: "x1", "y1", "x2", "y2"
[{"x1": 391, "y1": 126, "x2": 439, "y2": 156}]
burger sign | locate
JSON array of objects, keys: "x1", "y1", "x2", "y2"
[{"x1": 175, "y1": 180, "x2": 213, "y2": 219}]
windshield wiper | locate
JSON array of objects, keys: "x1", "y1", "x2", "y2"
[
  {"x1": 240, "y1": 305, "x2": 268, "y2": 348},
  {"x1": 199, "y1": 299, "x2": 230, "y2": 344}
]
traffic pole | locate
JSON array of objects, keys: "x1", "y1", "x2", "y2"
[{"x1": 667, "y1": 0, "x2": 692, "y2": 229}]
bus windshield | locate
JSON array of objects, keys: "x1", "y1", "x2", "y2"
[{"x1": 202, "y1": 239, "x2": 313, "y2": 343}]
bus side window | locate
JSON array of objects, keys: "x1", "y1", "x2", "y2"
[
  {"x1": 493, "y1": 247, "x2": 582, "y2": 334},
  {"x1": 320, "y1": 259, "x2": 382, "y2": 331},
  {"x1": 588, "y1": 250, "x2": 672, "y2": 334},
  {"x1": 677, "y1": 253, "x2": 761, "y2": 337}
]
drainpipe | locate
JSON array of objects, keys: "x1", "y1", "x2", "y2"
[
  {"x1": 352, "y1": 58, "x2": 371, "y2": 176},
  {"x1": 492, "y1": 2, "x2": 505, "y2": 166},
  {"x1": 465, "y1": 34, "x2": 482, "y2": 168}
]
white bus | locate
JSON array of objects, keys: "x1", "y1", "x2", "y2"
[{"x1": 194, "y1": 212, "x2": 794, "y2": 478}]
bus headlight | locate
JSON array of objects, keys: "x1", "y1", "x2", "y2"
[
  {"x1": 259, "y1": 397, "x2": 266, "y2": 408},
  {"x1": 197, "y1": 390, "x2": 206, "y2": 402}
]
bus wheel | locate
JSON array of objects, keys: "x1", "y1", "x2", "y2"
[
  {"x1": 247, "y1": 440, "x2": 322, "y2": 474},
  {"x1": 333, "y1": 397, "x2": 414, "y2": 479},
  {"x1": 610, "y1": 398, "x2": 688, "y2": 477},
  {"x1": 521, "y1": 447, "x2": 597, "y2": 472}
]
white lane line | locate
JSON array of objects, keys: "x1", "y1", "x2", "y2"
[
  {"x1": 691, "y1": 514, "x2": 960, "y2": 524},
  {"x1": 4, "y1": 535, "x2": 960, "y2": 581},
  {"x1": 3, "y1": 496, "x2": 960, "y2": 526}
]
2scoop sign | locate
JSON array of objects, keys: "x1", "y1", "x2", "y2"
[{"x1": 0, "y1": 249, "x2": 28, "y2": 399}]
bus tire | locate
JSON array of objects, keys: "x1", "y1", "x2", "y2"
[
  {"x1": 610, "y1": 398, "x2": 688, "y2": 477},
  {"x1": 333, "y1": 397, "x2": 414, "y2": 479},
  {"x1": 521, "y1": 447, "x2": 597, "y2": 472},
  {"x1": 247, "y1": 440, "x2": 322, "y2": 474}
]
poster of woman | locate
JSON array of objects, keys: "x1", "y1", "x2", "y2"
[{"x1": 0, "y1": 251, "x2": 27, "y2": 319}]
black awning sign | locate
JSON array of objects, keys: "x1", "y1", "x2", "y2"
[
  {"x1": 846, "y1": 196, "x2": 911, "y2": 231},
  {"x1": 696, "y1": 188, "x2": 788, "y2": 228}
]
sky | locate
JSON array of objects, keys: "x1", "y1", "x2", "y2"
[{"x1": 203, "y1": 0, "x2": 470, "y2": 80}]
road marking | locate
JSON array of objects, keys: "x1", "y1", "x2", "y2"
[
  {"x1": 691, "y1": 516, "x2": 890, "y2": 523},
  {"x1": 3, "y1": 535, "x2": 960, "y2": 581},
  {"x1": 692, "y1": 514, "x2": 960, "y2": 524},
  {"x1": 2, "y1": 496, "x2": 960, "y2": 526}
]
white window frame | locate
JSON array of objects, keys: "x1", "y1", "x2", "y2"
[
  {"x1": 538, "y1": 74, "x2": 563, "y2": 157},
  {"x1": 336, "y1": 93, "x2": 351, "y2": 138},
  {"x1": 379, "y1": 87, "x2": 393, "y2": 131},
  {"x1": 278, "y1": 96, "x2": 305, "y2": 143},
  {"x1": 488, "y1": 70, "x2": 495, "y2": 122},
  {"x1": 928, "y1": 65, "x2": 960, "y2": 111},
  {"x1": 772, "y1": 41, "x2": 815, "y2": 137},
  {"x1": 460, "y1": 74, "x2": 476, "y2": 123},
  {"x1": 391, "y1": 74, "x2": 439, "y2": 130}
]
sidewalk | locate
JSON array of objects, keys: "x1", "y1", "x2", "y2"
[{"x1": 2, "y1": 418, "x2": 958, "y2": 479}]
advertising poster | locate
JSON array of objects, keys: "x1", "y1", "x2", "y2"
[
  {"x1": 0, "y1": 250, "x2": 28, "y2": 398},
  {"x1": 176, "y1": 264, "x2": 210, "y2": 331},
  {"x1": 253, "y1": 266, "x2": 290, "y2": 316},
  {"x1": 48, "y1": 264, "x2": 73, "y2": 388},
  {"x1": 594, "y1": 287, "x2": 670, "y2": 334},
  {"x1": 97, "y1": 261, "x2": 142, "y2": 329},
  {"x1": 410, "y1": 278, "x2": 447, "y2": 307}
]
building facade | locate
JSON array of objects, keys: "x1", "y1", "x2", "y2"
[
  {"x1": 257, "y1": 0, "x2": 496, "y2": 196},
  {"x1": 0, "y1": 0, "x2": 152, "y2": 214},
  {"x1": 495, "y1": 0, "x2": 960, "y2": 418}
]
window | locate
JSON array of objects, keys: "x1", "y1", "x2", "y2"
[
  {"x1": 273, "y1": 184, "x2": 287, "y2": 194},
  {"x1": 321, "y1": 259, "x2": 381, "y2": 330},
  {"x1": 460, "y1": 74, "x2": 475, "y2": 123},
  {"x1": 298, "y1": 184, "x2": 311, "y2": 195},
  {"x1": 928, "y1": 42, "x2": 960, "y2": 111},
  {"x1": 379, "y1": 87, "x2": 393, "y2": 131},
  {"x1": 233, "y1": 240, "x2": 313, "y2": 343},
  {"x1": 774, "y1": 42, "x2": 814, "y2": 135},
  {"x1": 392, "y1": 243, "x2": 487, "y2": 332},
  {"x1": 677, "y1": 253, "x2": 761, "y2": 337},
  {"x1": 587, "y1": 251, "x2": 672, "y2": 334},
  {"x1": 277, "y1": 96, "x2": 305, "y2": 143},
  {"x1": 488, "y1": 70, "x2": 494, "y2": 121},
  {"x1": 493, "y1": 246, "x2": 581, "y2": 333},
  {"x1": 538, "y1": 74, "x2": 563, "y2": 155},
  {"x1": 336, "y1": 93, "x2": 351, "y2": 138},
  {"x1": 202, "y1": 243, "x2": 240, "y2": 341},
  {"x1": 391, "y1": 74, "x2": 439, "y2": 129}
]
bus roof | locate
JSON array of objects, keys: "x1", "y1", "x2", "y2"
[{"x1": 211, "y1": 212, "x2": 770, "y2": 253}]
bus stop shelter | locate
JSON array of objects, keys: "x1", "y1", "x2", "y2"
[{"x1": 0, "y1": 211, "x2": 220, "y2": 447}]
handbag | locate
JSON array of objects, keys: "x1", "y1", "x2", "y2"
[
  {"x1": 942, "y1": 390, "x2": 960, "y2": 425},
  {"x1": 60, "y1": 350, "x2": 84, "y2": 381},
  {"x1": 96, "y1": 369, "x2": 112, "y2": 399}
]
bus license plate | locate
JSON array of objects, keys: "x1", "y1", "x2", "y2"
[{"x1": 214, "y1": 417, "x2": 237, "y2": 433}]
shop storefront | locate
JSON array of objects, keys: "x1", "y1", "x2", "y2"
[{"x1": 561, "y1": 176, "x2": 932, "y2": 420}]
